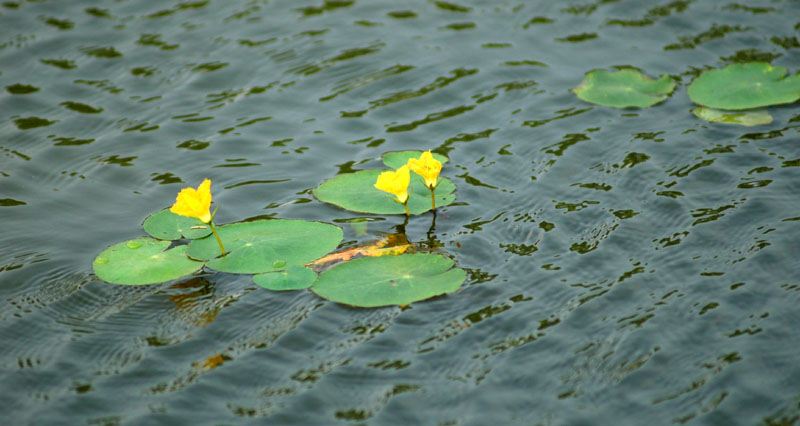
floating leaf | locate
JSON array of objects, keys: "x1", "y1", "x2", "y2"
[
  {"x1": 186, "y1": 220, "x2": 342, "y2": 274},
  {"x1": 311, "y1": 254, "x2": 466, "y2": 307},
  {"x1": 143, "y1": 209, "x2": 212, "y2": 240},
  {"x1": 692, "y1": 107, "x2": 773, "y2": 126},
  {"x1": 573, "y1": 68, "x2": 676, "y2": 108},
  {"x1": 93, "y1": 237, "x2": 204, "y2": 285},
  {"x1": 313, "y1": 170, "x2": 455, "y2": 215},
  {"x1": 688, "y1": 62, "x2": 800, "y2": 110},
  {"x1": 253, "y1": 266, "x2": 317, "y2": 291},
  {"x1": 382, "y1": 150, "x2": 449, "y2": 170}
]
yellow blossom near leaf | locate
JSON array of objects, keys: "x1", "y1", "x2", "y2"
[
  {"x1": 170, "y1": 179, "x2": 213, "y2": 223},
  {"x1": 374, "y1": 164, "x2": 410, "y2": 204},
  {"x1": 407, "y1": 150, "x2": 442, "y2": 190}
]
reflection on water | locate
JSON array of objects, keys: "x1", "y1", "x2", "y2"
[{"x1": 2, "y1": 0, "x2": 800, "y2": 424}]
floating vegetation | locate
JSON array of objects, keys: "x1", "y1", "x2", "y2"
[{"x1": 573, "y1": 68, "x2": 675, "y2": 108}]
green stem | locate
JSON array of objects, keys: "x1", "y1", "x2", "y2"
[
  {"x1": 208, "y1": 221, "x2": 226, "y2": 257},
  {"x1": 403, "y1": 202, "x2": 410, "y2": 216},
  {"x1": 429, "y1": 187, "x2": 436, "y2": 211}
]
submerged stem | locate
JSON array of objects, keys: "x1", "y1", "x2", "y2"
[{"x1": 208, "y1": 222, "x2": 226, "y2": 257}]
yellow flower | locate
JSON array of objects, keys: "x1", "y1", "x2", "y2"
[
  {"x1": 407, "y1": 150, "x2": 442, "y2": 190},
  {"x1": 374, "y1": 165, "x2": 410, "y2": 204},
  {"x1": 170, "y1": 179, "x2": 213, "y2": 223}
]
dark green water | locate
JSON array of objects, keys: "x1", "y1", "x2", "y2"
[{"x1": 2, "y1": 0, "x2": 800, "y2": 424}]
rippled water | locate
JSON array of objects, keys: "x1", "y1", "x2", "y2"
[{"x1": 2, "y1": 0, "x2": 800, "y2": 424}]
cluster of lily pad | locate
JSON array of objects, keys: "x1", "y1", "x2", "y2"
[
  {"x1": 572, "y1": 62, "x2": 800, "y2": 126},
  {"x1": 93, "y1": 151, "x2": 465, "y2": 308}
]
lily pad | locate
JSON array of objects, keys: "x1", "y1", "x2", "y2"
[
  {"x1": 93, "y1": 237, "x2": 204, "y2": 285},
  {"x1": 253, "y1": 266, "x2": 317, "y2": 290},
  {"x1": 573, "y1": 68, "x2": 676, "y2": 108},
  {"x1": 688, "y1": 62, "x2": 800, "y2": 110},
  {"x1": 186, "y1": 220, "x2": 343, "y2": 274},
  {"x1": 313, "y1": 170, "x2": 456, "y2": 215},
  {"x1": 692, "y1": 107, "x2": 773, "y2": 127},
  {"x1": 143, "y1": 209, "x2": 213, "y2": 240},
  {"x1": 382, "y1": 150, "x2": 449, "y2": 170},
  {"x1": 311, "y1": 253, "x2": 466, "y2": 307}
]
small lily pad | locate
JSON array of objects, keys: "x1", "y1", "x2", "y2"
[
  {"x1": 311, "y1": 253, "x2": 466, "y2": 307},
  {"x1": 573, "y1": 68, "x2": 676, "y2": 108},
  {"x1": 186, "y1": 220, "x2": 343, "y2": 274},
  {"x1": 688, "y1": 62, "x2": 800, "y2": 110},
  {"x1": 143, "y1": 209, "x2": 212, "y2": 240},
  {"x1": 382, "y1": 150, "x2": 449, "y2": 170},
  {"x1": 313, "y1": 170, "x2": 456, "y2": 215},
  {"x1": 693, "y1": 107, "x2": 773, "y2": 126},
  {"x1": 93, "y1": 237, "x2": 204, "y2": 285},
  {"x1": 253, "y1": 266, "x2": 317, "y2": 291}
]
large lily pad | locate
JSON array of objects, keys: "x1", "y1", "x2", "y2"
[
  {"x1": 313, "y1": 170, "x2": 456, "y2": 215},
  {"x1": 382, "y1": 150, "x2": 449, "y2": 170},
  {"x1": 143, "y1": 209, "x2": 212, "y2": 240},
  {"x1": 311, "y1": 253, "x2": 466, "y2": 307},
  {"x1": 573, "y1": 68, "x2": 676, "y2": 108},
  {"x1": 688, "y1": 62, "x2": 800, "y2": 110},
  {"x1": 186, "y1": 220, "x2": 343, "y2": 274},
  {"x1": 692, "y1": 107, "x2": 773, "y2": 127},
  {"x1": 253, "y1": 266, "x2": 317, "y2": 291},
  {"x1": 94, "y1": 237, "x2": 204, "y2": 285}
]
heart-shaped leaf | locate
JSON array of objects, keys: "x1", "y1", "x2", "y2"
[
  {"x1": 688, "y1": 62, "x2": 800, "y2": 110},
  {"x1": 311, "y1": 253, "x2": 466, "y2": 307},
  {"x1": 314, "y1": 170, "x2": 455, "y2": 215},
  {"x1": 143, "y1": 209, "x2": 212, "y2": 240},
  {"x1": 573, "y1": 68, "x2": 676, "y2": 108},
  {"x1": 186, "y1": 220, "x2": 343, "y2": 274},
  {"x1": 94, "y1": 238, "x2": 204, "y2": 285},
  {"x1": 253, "y1": 266, "x2": 318, "y2": 291}
]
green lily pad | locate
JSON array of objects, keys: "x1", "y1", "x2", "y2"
[
  {"x1": 186, "y1": 220, "x2": 343, "y2": 274},
  {"x1": 253, "y1": 265, "x2": 317, "y2": 290},
  {"x1": 382, "y1": 150, "x2": 449, "y2": 170},
  {"x1": 93, "y1": 237, "x2": 204, "y2": 285},
  {"x1": 573, "y1": 68, "x2": 676, "y2": 108},
  {"x1": 313, "y1": 170, "x2": 456, "y2": 215},
  {"x1": 688, "y1": 62, "x2": 800, "y2": 110},
  {"x1": 311, "y1": 253, "x2": 466, "y2": 307},
  {"x1": 692, "y1": 107, "x2": 773, "y2": 127},
  {"x1": 143, "y1": 209, "x2": 213, "y2": 240}
]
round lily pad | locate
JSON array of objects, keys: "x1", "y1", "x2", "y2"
[
  {"x1": 253, "y1": 266, "x2": 317, "y2": 291},
  {"x1": 143, "y1": 209, "x2": 213, "y2": 240},
  {"x1": 186, "y1": 220, "x2": 343, "y2": 274},
  {"x1": 688, "y1": 62, "x2": 800, "y2": 110},
  {"x1": 382, "y1": 150, "x2": 449, "y2": 170},
  {"x1": 573, "y1": 68, "x2": 676, "y2": 108},
  {"x1": 93, "y1": 237, "x2": 204, "y2": 285},
  {"x1": 313, "y1": 170, "x2": 456, "y2": 215},
  {"x1": 692, "y1": 107, "x2": 773, "y2": 127},
  {"x1": 311, "y1": 253, "x2": 466, "y2": 307}
]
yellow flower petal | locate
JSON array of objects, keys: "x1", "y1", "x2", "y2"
[
  {"x1": 374, "y1": 165, "x2": 410, "y2": 204},
  {"x1": 407, "y1": 150, "x2": 442, "y2": 190},
  {"x1": 170, "y1": 178, "x2": 213, "y2": 223}
]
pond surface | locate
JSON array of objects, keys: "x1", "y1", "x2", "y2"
[{"x1": 2, "y1": 0, "x2": 800, "y2": 424}]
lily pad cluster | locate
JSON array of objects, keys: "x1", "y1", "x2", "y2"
[
  {"x1": 313, "y1": 151, "x2": 456, "y2": 215},
  {"x1": 572, "y1": 62, "x2": 800, "y2": 126},
  {"x1": 93, "y1": 167, "x2": 466, "y2": 308}
]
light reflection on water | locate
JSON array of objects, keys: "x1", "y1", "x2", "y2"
[{"x1": 1, "y1": 0, "x2": 800, "y2": 424}]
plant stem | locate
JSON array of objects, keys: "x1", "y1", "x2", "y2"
[
  {"x1": 403, "y1": 202, "x2": 410, "y2": 216},
  {"x1": 208, "y1": 222, "x2": 226, "y2": 257},
  {"x1": 429, "y1": 187, "x2": 436, "y2": 211}
]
